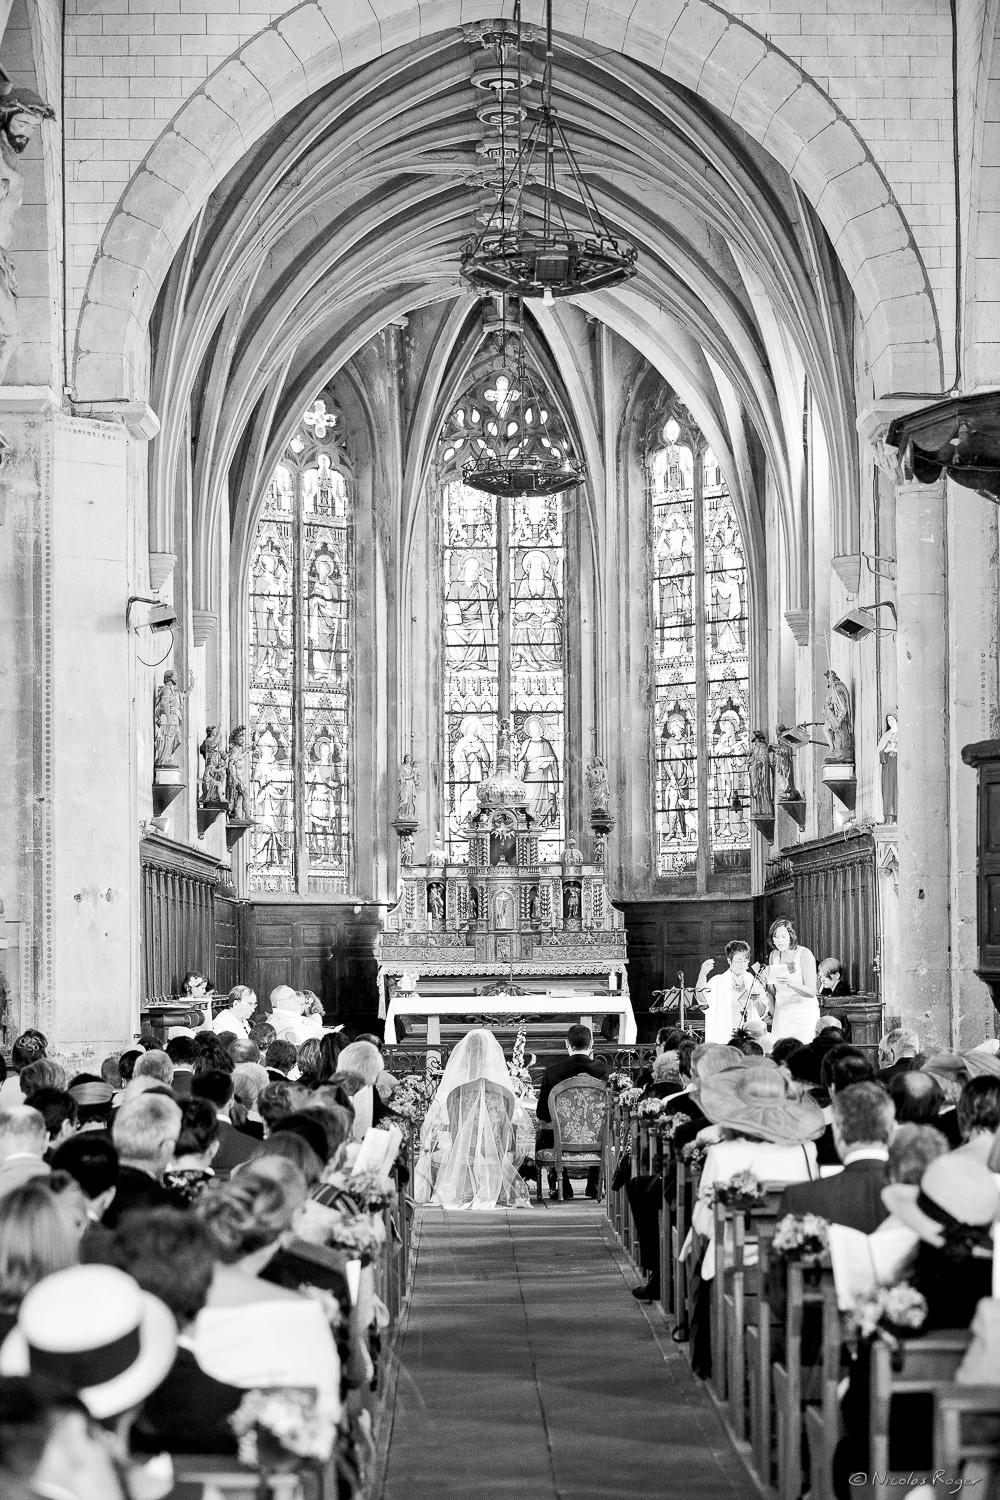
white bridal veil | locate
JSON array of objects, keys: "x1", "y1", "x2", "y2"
[{"x1": 414, "y1": 1029, "x2": 536, "y2": 1209}]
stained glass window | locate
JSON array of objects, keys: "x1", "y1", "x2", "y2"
[
  {"x1": 651, "y1": 417, "x2": 750, "y2": 884},
  {"x1": 247, "y1": 396, "x2": 353, "y2": 894},
  {"x1": 439, "y1": 375, "x2": 572, "y2": 862}
]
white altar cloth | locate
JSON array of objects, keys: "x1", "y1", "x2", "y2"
[{"x1": 383, "y1": 992, "x2": 636, "y2": 1045}]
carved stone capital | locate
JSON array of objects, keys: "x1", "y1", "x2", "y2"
[
  {"x1": 856, "y1": 395, "x2": 941, "y2": 484},
  {"x1": 191, "y1": 610, "x2": 216, "y2": 647},
  {"x1": 784, "y1": 608, "x2": 810, "y2": 646}
]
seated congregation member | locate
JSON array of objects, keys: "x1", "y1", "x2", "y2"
[
  {"x1": 296, "y1": 1038, "x2": 322, "y2": 1087},
  {"x1": 0, "y1": 1374, "x2": 129, "y2": 1500},
  {"x1": 193, "y1": 1032, "x2": 234, "y2": 1076},
  {"x1": 417, "y1": 1029, "x2": 537, "y2": 1209},
  {"x1": 922, "y1": 1052, "x2": 970, "y2": 1146},
  {"x1": 164, "y1": 1034, "x2": 198, "y2": 1096},
  {"x1": 265, "y1": 1038, "x2": 298, "y2": 1082},
  {"x1": 817, "y1": 955, "x2": 851, "y2": 1000},
  {"x1": 49, "y1": 1135, "x2": 118, "y2": 1230},
  {"x1": 194, "y1": 1163, "x2": 341, "y2": 1407},
  {"x1": 885, "y1": 1122, "x2": 949, "y2": 1187},
  {"x1": 336, "y1": 1040, "x2": 387, "y2": 1137},
  {"x1": 355, "y1": 1032, "x2": 399, "y2": 1102},
  {"x1": 877, "y1": 1026, "x2": 922, "y2": 1083},
  {"x1": 535, "y1": 1024, "x2": 607, "y2": 1200},
  {"x1": 0, "y1": 1182, "x2": 79, "y2": 1342},
  {"x1": 813, "y1": 1045, "x2": 877, "y2": 1165},
  {"x1": 952, "y1": 1074, "x2": 1000, "y2": 1165},
  {"x1": 0, "y1": 1032, "x2": 47, "y2": 1107},
  {"x1": 104, "y1": 1093, "x2": 181, "y2": 1226},
  {"x1": 313, "y1": 1032, "x2": 343, "y2": 1086},
  {"x1": 0, "y1": 1264, "x2": 176, "y2": 1487},
  {"x1": 17, "y1": 1059, "x2": 68, "y2": 1099},
  {"x1": 132, "y1": 1050, "x2": 173, "y2": 1089},
  {"x1": 695, "y1": 940, "x2": 768, "y2": 1044},
  {"x1": 834, "y1": 1155, "x2": 1000, "y2": 1499},
  {"x1": 190, "y1": 1069, "x2": 260, "y2": 1177},
  {"x1": 888, "y1": 1068, "x2": 944, "y2": 1128},
  {"x1": 0, "y1": 1108, "x2": 50, "y2": 1199},
  {"x1": 68, "y1": 1079, "x2": 115, "y2": 1133},
  {"x1": 780, "y1": 1081, "x2": 892, "y2": 1232},
  {"x1": 249, "y1": 1020, "x2": 276, "y2": 1054},
  {"x1": 224, "y1": 1037, "x2": 260, "y2": 1067},
  {"x1": 212, "y1": 983, "x2": 257, "y2": 1039},
  {"x1": 770, "y1": 1036, "x2": 804, "y2": 1068},
  {"x1": 257, "y1": 1079, "x2": 306, "y2": 1135},
  {"x1": 97, "y1": 1209, "x2": 244, "y2": 1456},
  {"x1": 267, "y1": 985, "x2": 323, "y2": 1047},
  {"x1": 164, "y1": 1098, "x2": 219, "y2": 1205},
  {"x1": 258, "y1": 1125, "x2": 326, "y2": 1189},
  {"x1": 116, "y1": 1048, "x2": 144, "y2": 1087},
  {"x1": 231, "y1": 1062, "x2": 268, "y2": 1138},
  {"x1": 22, "y1": 1089, "x2": 77, "y2": 1155}
]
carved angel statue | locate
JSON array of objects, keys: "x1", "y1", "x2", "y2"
[
  {"x1": 199, "y1": 726, "x2": 227, "y2": 806},
  {"x1": 586, "y1": 755, "x2": 611, "y2": 816},
  {"x1": 153, "y1": 668, "x2": 194, "y2": 769},
  {"x1": 397, "y1": 754, "x2": 420, "y2": 820},
  {"x1": 774, "y1": 725, "x2": 802, "y2": 802},
  {"x1": 0, "y1": 76, "x2": 56, "y2": 441},
  {"x1": 225, "y1": 726, "x2": 251, "y2": 820},
  {"x1": 748, "y1": 729, "x2": 774, "y2": 817},
  {"x1": 823, "y1": 670, "x2": 855, "y2": 764}
]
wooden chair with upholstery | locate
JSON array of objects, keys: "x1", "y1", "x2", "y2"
[{"x1": 535, "y1": 1074, "x2": 609, "y2": 1202}]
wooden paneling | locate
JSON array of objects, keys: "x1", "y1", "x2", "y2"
[
  {"x1": 757, "y1": 830, "x2": 878, "y2": 998},
  {"x1": 620, "y1": 898, "x2": 755, "y2": 1038},
  {"x1": 140, "y1": 835, "x2": 228, "y2": 997},
  {"x1": 214, "y1": 898, "x2": 244, "y2": 996},
  {"x1": 243, "y1": 902, "x2": 383, "y2": 1026}
]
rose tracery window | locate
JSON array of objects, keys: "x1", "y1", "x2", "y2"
[
  {"x1": 246, "y1": 396, "x2": 354, "y2": 894},
  {"x1": 438, "y1": 373, "x2": 575, "y2": 863},
  {"x1": 651, "y1": 412, "x2": 751, "y2": 886}
]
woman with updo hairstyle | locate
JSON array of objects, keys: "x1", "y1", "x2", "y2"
[
  {"x1": 191, "y1": 1162, "x2": 340, "y2": 1408},
  {"x1": 313, "y1": 1032, "x2": 342, "y2": 1086},
  {"x1": 764, "y1": 917, "x2": 818, "y2": 1045},
  {"x1": 296, "y1": 1037, "x2": 322, "y2": 1087},
  {"x1": 0, "y1": 1182, "x2": 78, "y2": 1340}
]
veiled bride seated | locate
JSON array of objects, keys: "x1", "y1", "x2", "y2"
[{"x1": 414, "y1": 1029, "x2": 537, "y2": 1209}]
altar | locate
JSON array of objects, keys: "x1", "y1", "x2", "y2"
[{"x1": 379, "y1": 723, "x2": 630, "y2": 1046}]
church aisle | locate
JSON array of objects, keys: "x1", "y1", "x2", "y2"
[{"x1": 380, "y1": 1204, "x2": 751, "y2": 1500}]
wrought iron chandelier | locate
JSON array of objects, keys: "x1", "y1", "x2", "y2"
[
  {"x1": 461, "y1": 309, "x2": 586, "y2": 497},
  {"x1": 462, "y1": 0, "x2": 637, "y2": 302}
]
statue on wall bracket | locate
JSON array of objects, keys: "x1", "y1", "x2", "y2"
[
  {"x1": 197, "y1": 725, "x2": 228, "y2": 838},
  {"x1": 152, "y1": 668, "x2": 194, "y2": 817},
  {"x1": 224, "y1": 726, "x2": 255, "y2": 849},
  {"x1": 821, "y1": 669, "x2": 857, "y2": 811},
  {"x1": 774, "y1": 724, "x2": 807, "y2": 830},
  {"x1": 748, "y1": 728, "x2": 775, "y2": 842}
]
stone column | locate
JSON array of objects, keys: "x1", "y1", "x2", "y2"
[{"x1": 895, "y1": 476, "x2": 950, "y2": 1044}]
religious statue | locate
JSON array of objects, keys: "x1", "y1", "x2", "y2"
[
  {"x1": 748, "y1": 729, "x2": 773, "y2": 817},
  {"x1": 586, "y1": 755, "x2": 611, "y2": 817},
  {"x1": 0, "y1": 76, "x2": 56, "y2": 452},
  {"x1": 225, "y1": 725, "x2": 251, "y2": 820},
  {"x1": 528, "y1": 887, "x2": 540, "y2": 924},
  {"x1": 563, "y1": 832, "x2": 584, "y2": 867},
  {"x1": 397, "y1": 754, "x2": 420, "y2": 820},
  {"x1": 494, "y1": 890, "x2": 515, "y2": 929},
  {"x1": 399, "y1": 830, "x2": 415, "y2": 866},
  {"x1": 427, "y1": 884, "x2": 444, "y2": 922},
  {"x1": 199, "y1": 726, "x2": 227, "y2": 807},
  {"x1": 565, "y1": 884, "x2": 581, "y2": 920},
  {"x1": 153, "y1": 668, "x2": 194, "y2": 770},
  {"x1": 468, "y1": 887, "x2": 479, "y2": 922},
  {"x1": 823, "y1": 669, "x2": 855, "y2": 764},
  {"x1": 773, "y1": 725, "x2": 801, "y2": 802},
  {"x1": 877, "y1": 709, "x2": 898, "y2": 823}
]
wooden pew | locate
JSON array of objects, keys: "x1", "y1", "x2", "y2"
[
  {"x1": 772, "y1": 1259, "x2": 838, "y2": 1500},
  {"x1": 672, "y1": 1155, "x2": 691, "y2": 1339},
  {"x1": 933, "y1": 1383, "x2": 1000, "y2": 1476},
  {"x1": 802, "y1": 1271, "x2": 841, "y2": 1500},
  {"x1": 657, "y1": 1124, "x2": 674, "y2": 1320},
  {"x1": 867, "y1": 1330, "x2": 972, "y2": 1498},
  {"x1": 709, "y1": 1190, "x2": 785, "y2": 1435},
  {"x1": 745, "y1": 1216, "x2": 778, "y2": 1486}
]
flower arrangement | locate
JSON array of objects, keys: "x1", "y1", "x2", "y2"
[
  {"x1": 704, "y1": 1170, "x2": 765, "y2": 1208},
  {"x1": 681, "y1": 1140, "x2": 708, "y2": 1178},
  {"x1": 343, "y1": 1171, "x2": 397, "y2": 1213},
  {"x1": 850, "y1": 1283, "x2": 928, "y2": 1349},
  {"x1": 386, "y1": 1070, "x2": 440, "y2": 1132},
  {"x1": 509, "y1": 1028, "x2": 535, "y2": 1100},
  {"x1": 606, "y1": 1070, "x2": 636, "y2": 1097},
  {"x1": 772, "y1": 1212, "x2": 830, "y2": 1263},
  {"x1": 636, "y1": 1095, "x2": 672, "y2": 1121},
  {"x1": 230, "y1": 1388, "x2": 338, "y2": 1468},
  {"x1": 295, "y1": 1199, "x2": 383, "y2": 1262},
  {"x1": 618, "y1": 1085, "x2": 644, "y2": 1111}
]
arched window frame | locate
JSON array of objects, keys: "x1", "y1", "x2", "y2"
[
  {"x1": 647, "y1": 402, "x2": 752, "y2": 892},
  {"x1": 244, "y1": 394, "x2": 356, "y2": 896}
]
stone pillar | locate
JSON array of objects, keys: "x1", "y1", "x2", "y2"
[{"x1": 895, "y1": 476, "x2": 950, "y2": 1045}]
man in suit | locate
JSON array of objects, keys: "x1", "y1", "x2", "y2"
[
  {"x1": 536, "y1": 1024, "x2": 607, "y2": 1200},
  {"x1": 779, "y1": 1081, "x2": 893, "y2": 1233},
  {"x1": 265, "y1": 1039, "x2": 298, "y2": 1083},
  {"x1": 105, "y1": 1093, "x2": 181, "y2": 1226},
  {"x1": 877, "y1": 1027, "x2": 923, "y2": 1084},
  {"x1": 191, "y1": 1069, "x2": 261, "y2": 1176},
  {"x1": 165, "y1": 1035, "x2": 199, "y2": 1098},
  {"x1": 0, "y1": 1105, "x2": 50, "y2": 1198}
]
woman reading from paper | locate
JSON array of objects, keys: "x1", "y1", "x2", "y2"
[
  {"x1": 694, "y1": 940, "x2": 768, "y2": 1044},
  {"x1": 415, "y1": 1029, "x2": 536, "y2": 1209},
  {"x1": 764, "y1": 918, "x2": 818, "y2": 1043}
]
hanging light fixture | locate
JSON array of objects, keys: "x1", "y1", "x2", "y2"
[
  {"x1": 462, "y1": 0, "x2": 637, "y2": 301},
  {"x1": 461, "y1": 306, "x2": 586, "y2": 497}
]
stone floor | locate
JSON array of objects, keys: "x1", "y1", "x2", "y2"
[{"x1": 380, "y1": 1202, "x2": 754, "y2": 1499}]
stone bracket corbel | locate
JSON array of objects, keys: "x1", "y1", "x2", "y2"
[
  {"x1": 784, "y1": 609, "x2": 810, "y2": 646},
  {"x1": 71, "y1": 400, "x2": 160, "y2": 441},
  {"x1": 191, "y1": 611, "x2": 217, "y2": 647}
]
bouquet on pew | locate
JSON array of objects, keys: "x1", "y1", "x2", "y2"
[
  {"x1": 704, "y1": 1169, "x2": 766, "y2": 1209},
  {"x1": 773, "y1": 1211, "x2": 830, "y2": 1265},
  {"x1": 606, "y1": 1070, "x2": 639, "y2": 1099},
  {"x1": 340, "y1": 1169, "x2": 398, "y2": 1213},
  {"x1": 636, "y1": 1095, "x2": 673, "y2": 1121},
  {"x1": 849, "y1": 1281, "x2": 928, "y2": 1352},
  {"x1": 681, "y1": 1139, "x2": 708, "y2": 1178},
  {"x1": 230, "y1": 1387, "x2": 339, "y2": 1468},
  {"x1": 295, "y1": 1199, "x2": 384, "y2": 1264},
  {"x1": 386, "y1": 1069, "x2": 441, "y2": 1131},
  {"x1": 509, "y1": 1028, "x2": 535, "y2": 1100}
]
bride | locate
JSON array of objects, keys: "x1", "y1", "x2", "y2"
[{"x1": 414, "y1": 1029, "x2": 537, "y2": 1209}]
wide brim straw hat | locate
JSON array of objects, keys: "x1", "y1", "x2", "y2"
[
  {"x1": 0, "y1": 1264, "x2": 176, "y2": 1420},
  {"x1": 698, "y1": 1062, "x2": 825, "y2": 1144},
  {"x1": 882, "y1": 1152, "x2": 1000, "y2": 1251},
  {"x1": 962, "y1": 1048, "x2": 1000, "y2": 1079},
  {"x1": 922, "y1": 1052, "x2": 971, "y2": 1084}
]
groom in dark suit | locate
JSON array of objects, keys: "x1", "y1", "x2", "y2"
[
  {"x1": 779, "y1": 1081, "x2": 892, "y2": 1233},
  {"x1": 536, "y1": 1024, "x2": 607, "y2": 1200}
]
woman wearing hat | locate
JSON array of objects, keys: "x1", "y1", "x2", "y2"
[
  {"x1": 764, "y1": 918, "x2": 819, "y2": 1044},
  {"x1": 833, "y1": 1154, "x2": 1000, "y2": 1499}
]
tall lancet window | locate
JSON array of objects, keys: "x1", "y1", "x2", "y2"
[
  {"x1": 438, "y1": 373, "x2": 572, "y2": 863},
  {"x1": 246, "y1": 396, "x2": 354, "y2": 894},
  {"x1": 651, "y1": 412, "x2": 751, "y2": 886}
]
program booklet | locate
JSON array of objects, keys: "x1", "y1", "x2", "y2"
[
  {"x1": 827, "y1": 1222, "x2": 919, "y2": 1310},
  {"x1": 351, "y1": 1124, "x2": 403, "y2": 1178}
]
